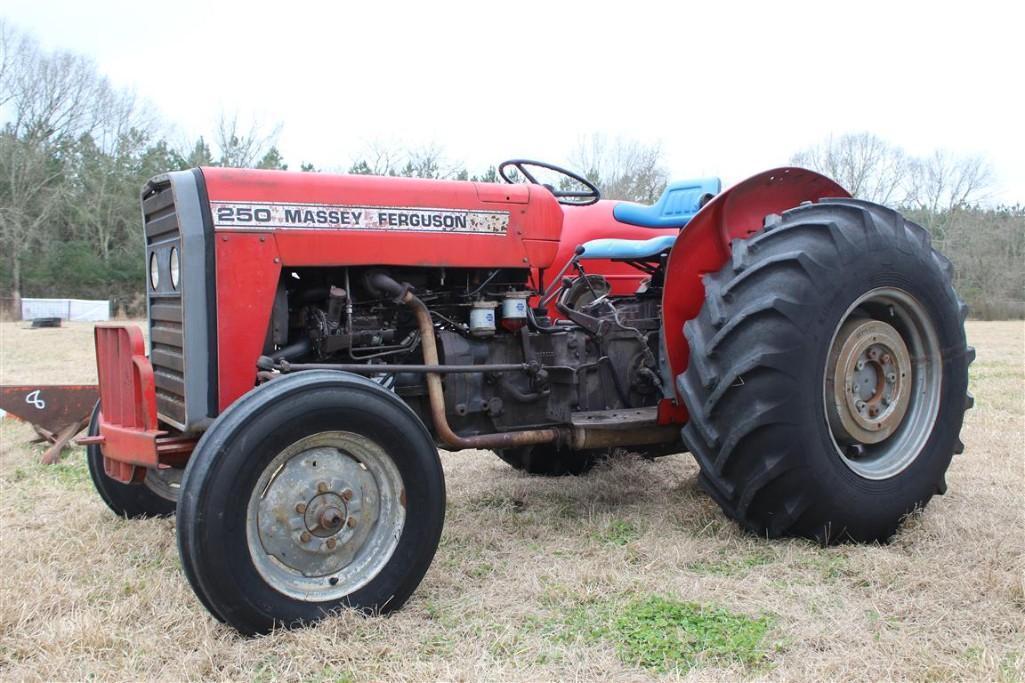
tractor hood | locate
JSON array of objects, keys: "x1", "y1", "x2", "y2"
[{"x1": 200, "y1": 167, "x2": 565, "y2": 270}]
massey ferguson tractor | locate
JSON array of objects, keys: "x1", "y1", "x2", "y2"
[{"x1": 79, "y1": 160, "x2": 973, "y2": 635}]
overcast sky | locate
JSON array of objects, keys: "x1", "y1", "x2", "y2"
[{"x1": 5, "y1": 0, "x2": 1023, "y2": 203}]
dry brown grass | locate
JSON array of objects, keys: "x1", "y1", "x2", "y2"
[{"x1": 1, "y1": 320, "x2": 1023, "y2": 681}]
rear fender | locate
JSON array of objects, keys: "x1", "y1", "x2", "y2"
[{"x1": 660, "y1": 167, "x2": 850, "y2": 407}]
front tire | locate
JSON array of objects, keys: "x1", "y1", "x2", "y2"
[
  {"x1": 677, "y1": 199, "x2": 973, "y2": 543},
  {"x1": 85, "y1": 402, "x2": 177, "y2": 518},
  {"x1": 176, "y1": 371, "x2": 445, "y2": 635}
]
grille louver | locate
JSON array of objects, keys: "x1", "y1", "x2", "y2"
[{"x1": 143, "y1": 183, "x2": 186, "y2": 428}]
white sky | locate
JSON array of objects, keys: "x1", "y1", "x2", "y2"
[{"x1": 5, "y1": 0, "x2": 1024, "y2": 203}]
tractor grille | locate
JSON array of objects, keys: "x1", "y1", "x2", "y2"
[{"x1": 143, "y1": 183, "x2": 186, "y2": 428}]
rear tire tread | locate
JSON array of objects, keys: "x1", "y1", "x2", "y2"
[{"x1": 678, "y1": 199, "x2": 972, "y2": 542}]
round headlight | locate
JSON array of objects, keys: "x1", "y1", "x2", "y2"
[
  {"x1": 149, "y1": 251, "x2": 160, "y2": 290},
  {"x1": 169, "y1": 247, "x2": 180, "y2": 289}
]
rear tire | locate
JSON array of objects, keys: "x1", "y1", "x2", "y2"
[
  {"x1": 177, "y1": 371, "x2": 445, "y2": 635},
  {"x1": 85, "y1": 402, "x2": 177, "y2": 518},
  {"x1": 677, "y1": 199, "x2": 973, "y2": 543}
]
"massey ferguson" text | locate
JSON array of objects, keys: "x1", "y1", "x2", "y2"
[{"x1": 210, "y1": 202, "x2": 508, "y2": 234}]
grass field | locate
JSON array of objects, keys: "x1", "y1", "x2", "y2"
[{"x1": 1, "y1": 320, "x2": 1022, "y2": 681}]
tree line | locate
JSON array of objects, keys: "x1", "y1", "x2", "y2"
[
  {"x1": 1, "y1": 22, "x2": 1021, "y2": 319},
  {"x1": 791, "y1": 133, "x2": 1023, "y2": 318}
]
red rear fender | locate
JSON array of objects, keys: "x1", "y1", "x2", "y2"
[{"x1": 661, "y1": 167, "x2": 850, "y2": 399}]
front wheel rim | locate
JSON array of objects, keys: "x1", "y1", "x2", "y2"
[
  {"x1": 245, "y1": 431, "x2": 406, "y2": 601},
  {"x1": 824, "y1": 287, "x2": 943, "y2": 480}
]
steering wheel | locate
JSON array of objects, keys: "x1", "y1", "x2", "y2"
[{"x1": 498, "y1": 159, "x2": 601, "y2": 206}]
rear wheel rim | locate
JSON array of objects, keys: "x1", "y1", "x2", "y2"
[
  {"x1": 824, "y1": 287, "x2": 942, "y2": 480},
  {"x1": 245, "y1": 431, "x2": 405, "y2": 601}
]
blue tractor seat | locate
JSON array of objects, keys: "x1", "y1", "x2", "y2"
[
  {"x1": 578, "y1": 234, "x2": 677, "y2": 261},
  {"x1": 612, "y1": 177, "x2": 722, "y2": 228}
]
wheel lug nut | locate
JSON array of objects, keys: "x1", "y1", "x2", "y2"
[
  {"x1": 341, "y1": 488, "x2": 353, "y2": 501},
  {"x1": 326, "y1": 538, "x2": 337, "y2": 550},
  {"x1": 347, "y1": 516, "x2": 358, "y2": 529},
  {"x1": 882, "y1": 354, "x2": 892, "y2": 363},
  {"x1": 300, "y1": 531, "x2": 311, "y2": 543},
  {"x1": 856, "y1": 360, "x2": 865, "y2": 370},
  {"x1": 295, "y1": 502, "x2": 307, "y2": 514},
  {"x1": 887, "y1": 373, "x2": 897, "y2": 382},
  {"x1": 317, "y1": 481, "x2": 328, "y2": 493},
  {"x1": 856, "y1": 400, "x2": 866, "y2": 411}
]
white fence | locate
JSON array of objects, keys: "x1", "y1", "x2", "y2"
[{"x1": 21, "y1": 298, "x2": 110, "y2": 322}]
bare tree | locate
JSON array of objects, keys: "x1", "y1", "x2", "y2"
[
  {"x1": 790, "y1": 132, "x2": 910, "y2": 205},
  {"x1": 0, "y1": 23, "x2": 155, "y2": 316},
  {"x1": 351, "y1": 140, "x2": 401, "y2": 176},
  {"x1": 214, "y1": 112, "x2": 283, "y2": 168},
  {"x1": 402, "y1": 143, "x2": 457, "y2": 179},
  {"x1": 0, "y1": 28, "x2": 76, "y2": 314},
  {"x1": 905, "y1": 150, "x2": 993, "y2": 214},
  {"x1": 568, "y1": 133, "x2": 669, "y2": 203},
  {"x1": 792, "y1": 132, "x2": 994, "y2": 212},
  {"x1": 0, "y1": 135, "x2": 63, "y2": 314},
  {"x1": 903, "y1": 150, "x2": 995, "y2": 254},
  {"x1": 792, "y1": 132, "x2": 1015, "y2": 317},
  {"x1": 0, "y1": 19, "x2": 17, "y2": 109},
  {"x1": 349, "y1": 140, "x2": 459, "y2": 179}
]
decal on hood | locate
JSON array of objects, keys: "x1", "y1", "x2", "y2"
[{"x1": 210, "y1": 201, "x2": 509, "y2": 235}]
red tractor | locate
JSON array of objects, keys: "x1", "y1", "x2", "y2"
[{"x1": 80, "y1": 160, "x2": 972, "y2": 634}]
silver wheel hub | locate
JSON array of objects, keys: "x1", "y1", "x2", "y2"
[
  {"x1": 824, "y1": 288, "x2": 942, "y2": 480},
  {"x1": 246, "y1": 432, "x2": 405, "y2": 601},
  {"x1": 828, "y1": 319, "x2": 911, "y2": 444}
]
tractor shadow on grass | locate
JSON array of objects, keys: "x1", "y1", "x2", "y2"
[{"x1": 444, "y1": 449, "x2": 728, "y2": 538}]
